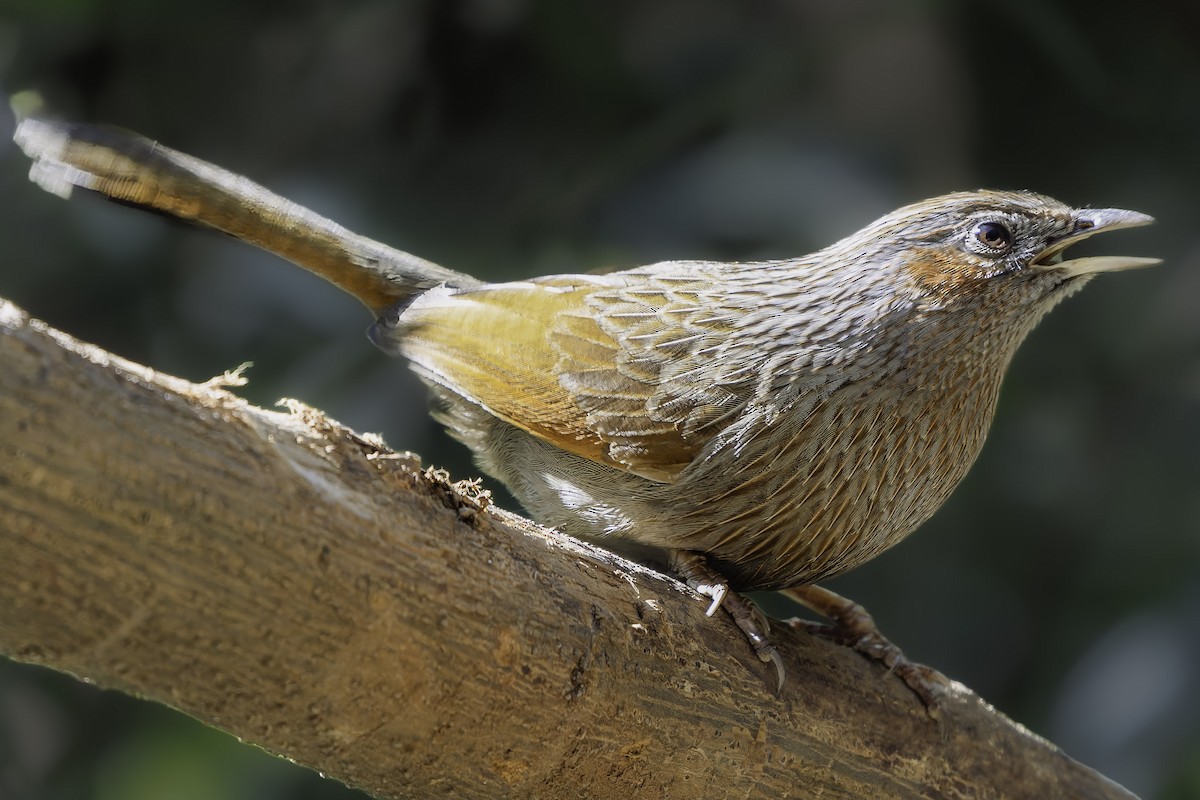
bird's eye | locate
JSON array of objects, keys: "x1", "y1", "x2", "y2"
[{"x1": 972, "y1": 221, "x2": 1012, "y2": 252}]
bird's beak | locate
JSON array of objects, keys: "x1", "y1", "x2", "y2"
[{"x1": 1030, "y1": 208, "x2": 1160, "y2": 278}]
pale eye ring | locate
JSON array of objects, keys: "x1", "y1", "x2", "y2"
[{"x1": 972, "y1": 221, "x2": 1013, "y2": 252}]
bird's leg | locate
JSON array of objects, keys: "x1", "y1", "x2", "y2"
[
  {"x1": 668, "y1": 550, "x2": 785, "y2": 690},
  {"x1": 780, "y1": 584, "x2": 949, "y2": 716}
]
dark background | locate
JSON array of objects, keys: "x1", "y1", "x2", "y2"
[{"x1": 1, "y1": 1, "x2": 1198, "y2": 798}]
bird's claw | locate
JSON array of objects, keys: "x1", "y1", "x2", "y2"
[
  {"x1": 699, "y1": 582, "x2": 728, "y2": 616},
  {"x1": 669, "y1": 549, "x2": 785, "y2": 690},
  {"x1": 722, "y1": 590, "x2": 786, "y2": 691},
  {"x1": 783, "y1": 585, "x2": 950, "y2": 717}
]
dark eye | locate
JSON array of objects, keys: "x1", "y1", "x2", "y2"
[{"x1": 973, "y1": 221, "x2": 1012, "y2": 252}]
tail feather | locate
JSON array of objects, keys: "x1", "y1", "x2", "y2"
[{"x1": 13, "y1": 116, "x2": 476, "y2": 314}]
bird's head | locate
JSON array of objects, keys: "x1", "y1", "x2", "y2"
[{"x1": 852, "y1": 190, "x2": 1159, "y2": 309}]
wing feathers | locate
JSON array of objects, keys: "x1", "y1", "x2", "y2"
[{"x1": 398, "y1": 275, "x2": 729, "y2": 482}]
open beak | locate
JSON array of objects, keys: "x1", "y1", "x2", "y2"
[{"x1": 1031, "y1": 208, "x2": 1160, "y2": 279}]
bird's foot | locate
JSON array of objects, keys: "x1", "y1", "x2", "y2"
[
  {"x1": 669, "y1": 550, "x2": 786, "y2": 691},
  {"x1": 780, "y1": 584, "x2": 949, "y2": 717},
  {"x1": 668, "y1": 549, "x2": 728, "y2": 615}
]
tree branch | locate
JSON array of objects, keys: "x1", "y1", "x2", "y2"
[{"x1": 0, "y1": 297, "x2": 1135, "y2": 800}]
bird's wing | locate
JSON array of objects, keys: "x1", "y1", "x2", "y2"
[{"x1": 395, "y1": 269, "x2": 756, "y2": 483}]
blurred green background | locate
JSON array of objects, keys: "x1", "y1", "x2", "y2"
[{"x1": 1, "y1": 1, "x2": 1198, "y2": 798}]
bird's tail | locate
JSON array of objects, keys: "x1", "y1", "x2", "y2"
[{"x1": 12, "y1": 115, "x2": 477, "y2": 314}]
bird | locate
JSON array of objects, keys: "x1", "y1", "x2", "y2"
[{"x1": 13, "y1": 115, "x2": 1159, "y2": 706}]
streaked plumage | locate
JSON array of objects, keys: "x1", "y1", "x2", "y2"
[
  {"x1": 372, "y1": 191, "x2": 1156, "y2": 590},
  {"x1": 12, "y1": 120, "x2": 1155, "y2": 598}
]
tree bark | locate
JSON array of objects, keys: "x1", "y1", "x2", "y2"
[{"x1": 0, "y1": 297, "x2": 1135, "y2": 800}]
